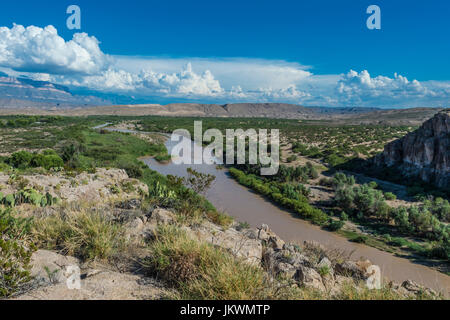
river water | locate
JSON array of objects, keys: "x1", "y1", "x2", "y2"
[{"x1": 105, "y1": 127, "x2": 450, "y2": 295}]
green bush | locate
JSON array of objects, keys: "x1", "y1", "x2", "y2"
[
  {"x1": 0, "y1": 209, "x2": 35, "y2": 297},
  {"x1": 328, "y1": 219, "x2": 345, "y2": 231},
  {"x1": 384, "y1": 192, "x2": 397, "y2": 200},
  {"x1": 6, "y1": 150, "x2": 63, "y2": 170},
  {"x1": 286, "y1": 155, "x2": 297, "y2": 163},
  {"x1": 119, "y1": 161, "x2": 144, "y2": 178},
  {"x1": 8, "y1": 151, "x2": 33, "y2": 169},
  {"x1": 30, "y1": 154, "x2": 64, "y2": 170},
  {"x1": 351, "y1": 235, "x2": 368, "y2": 244}
]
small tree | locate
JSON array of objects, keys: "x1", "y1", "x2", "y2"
[{"x1": 183, "y1": 168, "x2": 216, "y2": 195}]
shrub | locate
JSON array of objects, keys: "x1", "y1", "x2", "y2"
[
  {"x1": 328, "y1": 219, "x2": 345, "y2": 231},
  {"x1": 119, "y1": 162, "x2": 144, "y2": 178},
  {"x1": 183, "y1": 168, "x2": 215, "y2": 196},
  {"x1": 368, "y1": 181, "x2": 378, "y2": 189},
  {"x1": 332, "y1": 172, "x2": 355, "y2": 189},
  {"x1": 31, "y1": 154, "x2": 64, "y2": 170},
  {"x1": 384, "y1": 192, "x2": 397, "y2": 200},
  {"x1": 351, "y1": 235, "x2": 368, "y2": 244},
  {"x1": 61, "y1": 140, "x2": 87, "y2": 167},
  {"x1": 0, "y1": 209, "x2": 35, "y2": 297},
  {"x1": 8, "y1": 151, "x2": 33, "y2": 169},
  {"x1": 286, "y1": 155, "x2": 297, "y2": 163},
  {"x1": 155, "y1": 154, "x2": 171, "y2": 163}
]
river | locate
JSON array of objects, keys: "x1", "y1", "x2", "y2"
[{"x1": 104, "y1": 126, "x2": 450, "y2": 295}]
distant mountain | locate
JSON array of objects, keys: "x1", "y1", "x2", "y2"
[{"x1": 0, "y1": 75, "x2": 110, "y2": 108}]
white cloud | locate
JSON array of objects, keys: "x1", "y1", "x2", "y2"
[
  {"x1": 114, "y1": 56, "x2": 312, "y2": 91},
  {"x1": 141, "y1": 63, "x2": 223, "y2": 96},
  {"x1": 336, "y1": 70, "x2": 449, "y2": 107},
  {"x1": 58, "y1": 63, "x2": 224, "y2": 97},
  {"x1": 0, "y1": 24, "x2": 448, "y2": 107},
  {"x1": 0, "y1": 24, "x2": 110, "y2": 75}
]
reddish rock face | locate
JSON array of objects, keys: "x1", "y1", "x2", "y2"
[{"x1": 377, "y1": 110, "x2": 449, "y2": 188}]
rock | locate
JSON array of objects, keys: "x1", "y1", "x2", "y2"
[
  {"x1": 257, "y1": 224, "x2": 285, "y2": 251},
  {"x1": 127, "y1": 217, "x2": 145, "y2": 231},
  {"x1": 274, "y1": 262, "x2": 298, "y2": 279},
  {"x1": 263, "y1": 247, "x2": 314, "y2": 284},
  {"x1": 401, "y1": 280, "x2": 438, "y2": 297},
  {"x1": 124, "y1": 217, "x2": 146, "y2": 241},
  {"x1": 141, "y1": 224, "x2": 158, "y2": 241},
  {"x1": 335, "y1": 261, "x2": 366, "y2": 279},
  {"x1": 268, "y1": 236, "x2": 285, "y2": 251},
  {"x1": 257, "y1": 229, "x2": 270, "y2": 241},
  {"x1": 318, "y1": 257, "x2": 334, "y2": 276},
  {"x1": 14, "y1": 270, "x2": 168, "y2": 300},
  {"x1": 117, "y1": 199, "x2": 142, "y2": 210},
  {"x1": 149, "y1": 208, "x2": 176, "y2": 225},
  {"x1": 0, "y1": 168, "x2": 148, "y2": 205},
  {"x1": 243, "y1": 228, "x2": 259, "y2": 240},
  {"x1": 295, "y1": 266, "x2": 326, "y2": 291},
  {"x1": 375, "y1": 110, "x2": 450, "y2": 188},
  {"x1": 188, "y1": 221, "x2": 263, "y2": 265},
  {"x1": 30, "y1": 250, "x2": 80, "y2": 286}
]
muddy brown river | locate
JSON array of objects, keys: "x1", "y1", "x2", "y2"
[{"x1": 105, "y1": 127, "x2": 450, "y2": 295}]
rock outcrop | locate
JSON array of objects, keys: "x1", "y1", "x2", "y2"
[
  {"x1": 10, "y1": 199, "x2": 442, "y2": 300},
  {"x1": 0, "y1": 168, "x2": 148, "y2": 204},
  {"x1": 375, "y1": 110, "x2": 450, "y2": 188}
]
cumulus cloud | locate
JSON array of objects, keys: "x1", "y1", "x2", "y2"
[
  {"x1": 0, "y1": 24, "x2": 110, "y2": 75},
  {"x1": 0, "y1": 24, "x2": 448, "y2": 107},
  {"x1": 114, "y1": 57, "x2": 312, "y2": 91},
  {"x1": 336, "y1": 70, "x2": 449, "y2": 107},
  {"x1": 141, "y1": 63, "x2": 223, "y2": 96},
  {"x1": 259, "y1": 85, "x2": 311, "y2": 100},
  {"x1": 59, "y1": 63, "x2": 224, "y2": 97}
]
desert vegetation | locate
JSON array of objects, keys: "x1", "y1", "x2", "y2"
[{"x1": 0, "y1": 115, "x2": 448, "y2": 299}]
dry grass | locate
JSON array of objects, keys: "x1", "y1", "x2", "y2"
[
  {"x1": 32, "y1": 204, "x2": 128, "y2": 262},
  {"x1": 141, "y1": 225, "x2": 302, "y2": 300}
]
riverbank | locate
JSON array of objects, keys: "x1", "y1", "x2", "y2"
[{"x1": 137, "y1": 130, "x2": 449, "y2": 295}]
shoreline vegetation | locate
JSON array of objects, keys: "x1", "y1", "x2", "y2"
[
  {"x1": 0, "y1": 115, "x2": 448, "y2": 299},
  {"x1": 99, "y1": 120, "x2": 449, "y2": 274}
]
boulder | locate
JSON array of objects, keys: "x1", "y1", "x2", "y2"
[
  {"x1": 30, "y1": 250, "x2": 80, "y2": 286},
  {"x1": 318, "y1": 257, "x2": 334, "y2": 278},
  {"x1": 401, "y1": 280, "x2": 438, "y2": 297},
  {"x1": 189, "y1": 221, "x2": 263, "y2": 265},
  {"x1": 295, "y1": 266, "x2": 326, "y2": 291},
  {"x1": 257, "y1": 224, "x2": 285, "y2": 250},
  {"x1": 149, "y1": 208, "x2": 176, "y2": 225},
  {"x1": 335, "y1": 261, "x2": 366, "y2": 279}
]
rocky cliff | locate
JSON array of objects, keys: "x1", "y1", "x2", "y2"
[{"x1": 376, "y1": 110, "x2": 450, "y2": 188}]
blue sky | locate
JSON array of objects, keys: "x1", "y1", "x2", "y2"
[{"x1": 0, "y1": 0, "x2": 448, "y2": 107}]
